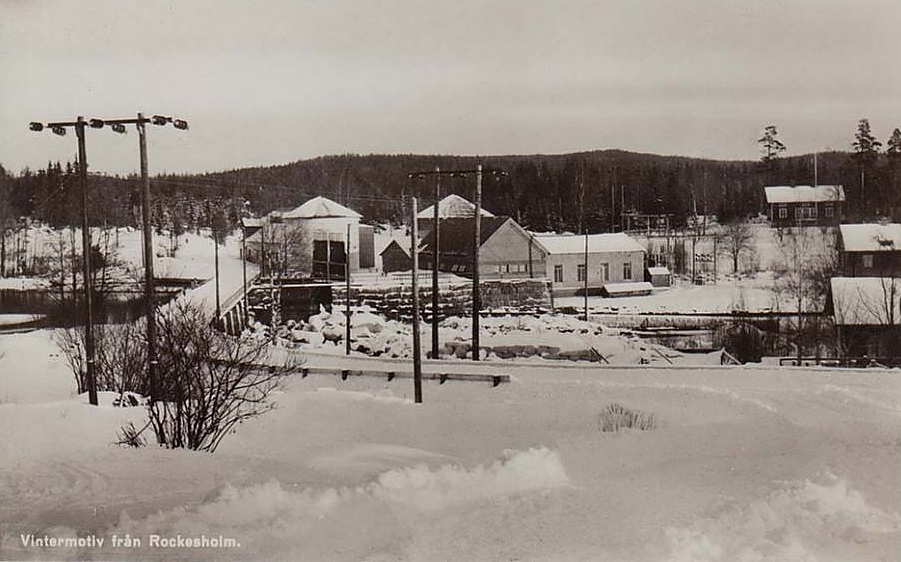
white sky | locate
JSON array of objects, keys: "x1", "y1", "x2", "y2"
[{"x1": 1, "y1": 0, "x2": 900, "y2": 175}]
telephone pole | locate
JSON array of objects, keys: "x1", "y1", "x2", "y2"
[
  {"x1": 431, "y1": 167, "x2": 440, "y2": 359},
  {"x1": 407, "y1": 165, "x2": 507, "y2": 363},
  {"x1": 473, "y1": 165, "x2": 482, "y2": 361},
  {"x1": 411, "y1": 197, "x2": 422, "y2": 403},
  {"x1": 345, "y1": 223, "x2": 352, "y2": 356},
  {"x1": 75, "y1": 119, "x2": 97, "y2": 406}
]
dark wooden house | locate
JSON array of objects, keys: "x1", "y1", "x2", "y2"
[
  {"x1": 826, "y1": 276, "x2": 901, "y2": 360},
  {"x1": 765, "y1": 185, "x2": 844, "y2": 227},
  {"x1": 379, "y1": 240, "x2": 411, "y2": 273},
  {"x1": 418, "y1": 216, "x2": 543, "y2": 279},
  {"x1": 838, "y1": 223, "x2": 901, "y2": 277}
]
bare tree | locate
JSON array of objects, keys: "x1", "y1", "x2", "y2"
[
  {"x1": 149, "y1": 300, "x2": 299, "y2": 452},
  {"x1": 830, "y1": 276, "x2": 901, "y2": 359},
  {"x1": 247, "y1": 220, "x2": 310, "y2": 277},
  {"x1": 718, "y1": 219, "x2": 756, "y2": 274},
  {"x1": 775, "y1": 227, "x2": 837, "y2": 362}
]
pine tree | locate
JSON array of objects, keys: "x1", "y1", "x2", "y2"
[
  {"x1": 758, "y1": 125, "x2": 786, "y2": 163},
  {"x1": 853, "y1": 118, "x2": 883, "y2": 213},
  {"x1": 886, "y1": 128, "x2": 901, "y2": 212}
]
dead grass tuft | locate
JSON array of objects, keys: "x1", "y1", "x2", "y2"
[{"x1": 598, "y1": 403, "x2": 657, "y2": 433}]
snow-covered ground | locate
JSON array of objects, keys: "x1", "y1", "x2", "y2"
[
  {"x1": 259, "y1": 306, "x2": 711, "y2": 366},
  {"x1": 557, "y1": 271, "x2": 790, "y2": 315},
  {"x1": 1, "y1": 328, "x2": 899, "y2": 561}
]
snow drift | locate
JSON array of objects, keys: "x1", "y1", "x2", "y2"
[{"x1": 666, "y1": 474, "x2": 901, "y2": 562}]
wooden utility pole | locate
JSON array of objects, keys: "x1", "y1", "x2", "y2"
[
  {"x1": 584, "y1": 230, "x2": 589, "y2": 322},
  {"x1": 472, "y1": 164, "x2": 482, "y2": 361},
  {"x1": 75, "y1": 117, "x2": 98, "y2": 406},
  {"x1": 345, "y1": 223, "x2": 351, "y2": 356},
  {"x1": 214, "y1": 226, "x2": 221, "y2": 322},
  {"x1": 432, "y1": 167, "x2": 440, "y2": 359},
  {"x1": 241, "y1": 225, "x2": 248, "y2": 327},
  {"x1": 411, "y1": 197, "x2": 422, "y2": 403},
  {"x1": 137, "y1": 113, "x2": 158, "y2": 404}
]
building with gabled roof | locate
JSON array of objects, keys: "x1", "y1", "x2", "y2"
[
  {"x1": 379, "y1": 239, "x2": 411, "y2": 273},
  {"x1": 838, "y1": 223, "x2": 901, "y2": 277},
  {"x1": 418, "y1": 194, "x2": 495, "y2": 220},
  {"x1": 535, "y1": 232, "x2": 647, "y2": 296},
  {"x1": 244, "y1": 195, "x2": 370, "y2": 278},
  {"x1": 418, "y1": 216, "x2": 546, "y2": 279},
  {"x1": 764, "y1": 185, "x2": 844, "y2": 227},
  {"x1": 281, "y1": 195, "x2": 362, "y2": 219}
]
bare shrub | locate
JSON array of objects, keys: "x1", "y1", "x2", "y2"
[
  {"x1": 598, "y1": 403, "x2": 656, "y2": 433},
  {"x1": 116, "y1": 421, "x2": 148, "y2": 448},
  {"x1": 149, "y1": 300, "x2": 299, "y2": 452},
  {"x1": 54, "y1": 321, "x2": 148, "y2": 396}
]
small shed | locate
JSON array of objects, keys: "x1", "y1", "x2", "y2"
[
  {"x1": 380, "y1": 240, "x2": 411, "y2": 273},
  {"x1": 600, "y1": 282, "x2": 654, "y2": 298},
  {"x1": 645, "y1": 266, "x2": 672, "y2": 287}
]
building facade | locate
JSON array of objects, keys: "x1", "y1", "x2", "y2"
[
  {"x1": 535, "y1": 232, "x2": 647, "y2": 297},
  {"x1": 418, "y1": 216, "x2": 546, "y2": 280},
  {"x1": 764, "y1": 185, "x2": 844, "y2": 227},
  {"x1": 838, "y1": 223, "x2": 901, "y2": 277}
]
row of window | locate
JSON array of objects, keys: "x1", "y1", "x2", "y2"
[
  {"x1": 553, "y1": 262, "x2": 631, "y2": 283},
  {"x1": 492, "y1": 263, "x2": 529, "y2": 274},
  {"x1": 776, "y1": 204, "x2": 834, "y2": 219}
]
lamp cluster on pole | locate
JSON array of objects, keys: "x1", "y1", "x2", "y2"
[
  {"x1": 29, "y1": 114, "x2": 188, "y2": 407},
  {"x1": 407, "y1": 166, "x2": 507, "y2": 364}
]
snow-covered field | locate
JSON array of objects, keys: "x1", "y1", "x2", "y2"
[
  {"x1": 1, "y1": 328, "x2": 899, "y2": 561},
  {"x1": 557, "y1": 272, "x2": 788, "y2": 315}
]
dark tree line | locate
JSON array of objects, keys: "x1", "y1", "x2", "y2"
[{"x1": 3, "y1": 139, "x2": 901, "y2": 238}]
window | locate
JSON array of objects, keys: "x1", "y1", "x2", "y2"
[
  {"x1": 495, "y1": 265, "x2": 503, "y2": 273},
  {"x1": 794, "y1": 207, "x2": 803, "y2": 219},
  {"x1": 862, "y1": 254, "x2": 873, "y2": 268},
  {"x1": 600, "y1": 262, "x2": 609, "y2": 282},
  {"x1": 623, "y1": 261, "x2": 632, "y2": 280},
  {"x1": 824, "y1": 205, "x2": 834, "y2": 218},
  {"x1": 554, "y1": 264, "x2": 564, "y2": 283},
  {"x1": 577, "y1": 263, "x2": 586, "y2": 282},
  {"x1": 778, "y1": 206, "x2": 788, "y2": 219}
]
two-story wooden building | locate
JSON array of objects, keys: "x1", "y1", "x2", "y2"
[
  {"x1": 418, "y1": 216, "x2": 546, "y2": 280},
  {"x1": 764, "y1": 185, "x2": 844, "y2": 227},
  {"x1": 838, "y1": 223, "x2": 901, "y2": 276}
]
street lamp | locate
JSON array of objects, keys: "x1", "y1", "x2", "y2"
[
  {"x1": 87, "y1": 113, "x2": 189, "y2": 407},
  {"x1": 29, "y1": 116, "x2": 97, "y2": 405}
]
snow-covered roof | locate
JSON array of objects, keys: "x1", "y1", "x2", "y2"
[
  {"x1": 764, "y1": 185, "x2": 845, "y2": 204},
  {"x1": 830, "y1": 277, "x2": 901, "y2": 326},
  {"x1": 840, "y1": 223, "x2": 901, "y2": 252},
  {"x1": 535, "y1": 232, "x2": 645, "y2": 255},
  {"x1": 418, "y1": 194, "x2": 495, "y2": 219},
  {"x1": 647, "y1": 266, "x2": 670, "y2": 275},
  {"x1": 242, "y1": 217, "x2": 263, "y2": 228},
  {"x1": 281, "y1": 196, "x2": 362, "y2": 219},
  {"x1": 379, "y1": 239, "x2": 410, "y2": 257},
  {"x1": 602, "y1": 282, "x2": 654, "y2": 296}
]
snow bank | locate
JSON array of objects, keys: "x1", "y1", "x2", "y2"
[
  {"x1": 79, "y1": 448, "x2": 566, "y2": 560},
  {"x1": 666, "y1": 474, "x2": 901, "y2": 562}
]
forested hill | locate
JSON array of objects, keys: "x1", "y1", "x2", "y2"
[{"x1": 3, "y1": 149, "x2": 897, "y2": 235}]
